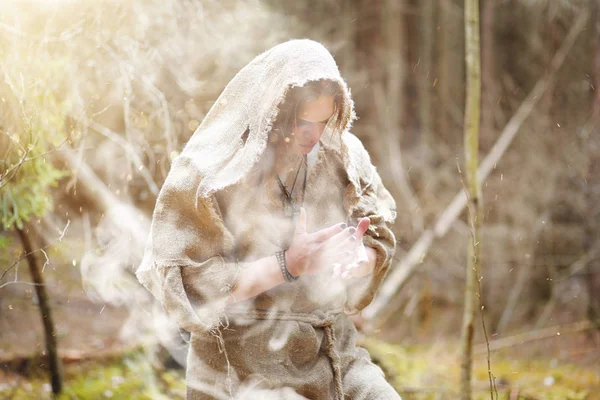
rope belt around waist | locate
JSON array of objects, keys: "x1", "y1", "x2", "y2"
[{"x1": 226, "y1": 309, "x2": 345, "y2": 400}]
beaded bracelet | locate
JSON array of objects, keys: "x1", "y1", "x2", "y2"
[{"x1": 276, "y1": 250, "x2": 298, "y2": 282}]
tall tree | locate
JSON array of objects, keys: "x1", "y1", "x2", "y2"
[
  {"x1": 585, "y1": 0, "x2": 600, "y2": 330},
  {"x1": 0, "y1": 106, "x2": 67, "y2": 396},
  {"x1": 0, "y1": 40, "x2": 73, "y2": 395},
  {"x1": 418, "y1": 0, "x2": 435, "y2": 148},
  {"x1": 437, "y1": 0, "x2": 452, "y2": 141},
  {"x1": 459, "y1": 0, "x2": 482, "y2": 398},
  {"x1": 480, "y1": 0, "x2": 497, "y2": 150}
]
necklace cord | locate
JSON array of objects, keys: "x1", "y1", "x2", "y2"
[{"x1": 276, "y1": 155, "x2": 308, "y2": 213}]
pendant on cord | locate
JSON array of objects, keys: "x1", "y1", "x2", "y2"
[{"x1": 277, "y1": 154, "x2": 308, "y2": 222}]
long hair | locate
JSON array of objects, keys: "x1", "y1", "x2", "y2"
[{"x1": 244, "y1": 79, "x2": 345, "y2": 204}]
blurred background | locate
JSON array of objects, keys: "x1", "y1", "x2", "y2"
[{"x1": 1, "y1": 0, "x2": 599, "y2": 399}]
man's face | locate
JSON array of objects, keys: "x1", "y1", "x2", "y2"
[{"x1": 289, "y1": 95, "x2": 335, "y2": 155}]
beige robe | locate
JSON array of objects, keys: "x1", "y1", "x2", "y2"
[{"x1": 137, "y1": 135, "x2": 399, "y2": 400}]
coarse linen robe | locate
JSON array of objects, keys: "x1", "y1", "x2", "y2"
[{"x1": 137, "y1": 134, "x2": 400, "y2": 400}]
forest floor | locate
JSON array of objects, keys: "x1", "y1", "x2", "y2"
[
  {"x1": 1, "y1": 244, "x2": 599, "y2": 399},
  {"x1": 0, "y1": 337, "x2": 598, "y2": 400}
]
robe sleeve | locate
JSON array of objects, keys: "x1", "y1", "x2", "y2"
[
  {"x1": 136, "y1": 156, "x2": 243, "y2": 335},
  {"x1": 342, "y1": 144, "x2": 397, "y2": 314}
]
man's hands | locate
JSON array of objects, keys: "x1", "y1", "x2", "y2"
[{"x1": 285, "y1": 207, "x2": 372, "y2": 279}]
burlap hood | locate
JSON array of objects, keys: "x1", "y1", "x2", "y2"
[
  {"x1": 183, "y1": 39, "x2": 357, "y2": 201},
  {"x1": 136, "y1": 39, "x2": 397, "y2": 333}
]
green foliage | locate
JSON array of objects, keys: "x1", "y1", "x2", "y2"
[
  {"x1": 0, "y1": 56, "x2": 72, "y2": 231},
  {"x1": 0, "y1": 232, "x2": 13, "y2": 249},
  {"x1": 361, "y1": 337, "x2": 600, "y2": 400},
  {"x1": 3, "y1": 351, "x2": 186, "y2": 400},
  {"x1": 2, "y1": 341, "x2": 599, "y2": 400},
  {"x1": 1, "y1": 155, "x2": 68, "y2": 231}
]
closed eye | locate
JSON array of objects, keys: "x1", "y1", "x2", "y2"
[{"x1": 297, "y1": 118, "x2": 330, "y2": 126}]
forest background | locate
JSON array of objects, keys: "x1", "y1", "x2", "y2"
[{"x1": 1, "y1": 0, "x2": 599, "y2": 399}]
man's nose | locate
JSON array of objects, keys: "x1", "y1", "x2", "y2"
[{"x1": 301, "y1": 123, "x2": 319, "y2": 139}]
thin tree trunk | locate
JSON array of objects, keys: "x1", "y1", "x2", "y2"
[
  {"x1": 437, "y1": 0, "x2": 452, "y2": 141},
  {"x1": 339, "y1": 1, "x2": 357, "y2": 74},
  {"x1": 16, "y1": 226, "x2": 63, "y2": 395},
  {"x1": 535, "y1": 261, "x2": 559, "y2": 329},
  {"x1": 418, "y1": 0, "x2": 435, "y2": 147},
  {"x1": 594, "y1": 0, "x2": 600, "y2": 123},
  {"x1": 460, "y1": 0, "x2": 481, "y2": 398},
  {"x1": 585, "y1": 0, "x2": 600, "y2": 331},
  {"x1": 497, "y1": 212, "x2": 550, "y2": 333},
  {"x1": 383, "y1": 0, "x2": 405, "y2": 135},
  {"x1": 480, "y1": 0, "x2": 496, "y2": 150},
  {"x1": 375, "y1": 0, "x2": 424, "y2": 233},
  {"x1": 479, "y1": 0, "x2": 498, "y2": 326}
]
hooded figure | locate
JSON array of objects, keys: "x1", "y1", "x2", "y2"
[{"x1": 136, "y1": 39, "x2": 400, "y2": 400}]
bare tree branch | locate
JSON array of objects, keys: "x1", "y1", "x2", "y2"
[
  {"x1": 77, "y1": 117, "x2": 159, "y2": 196},
  {"x1": 0, "y1": 220, "x2": 70, "y2": 290},
  {"x1": 474, "y1": 319, "x2": 599, "y2": 354}
]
